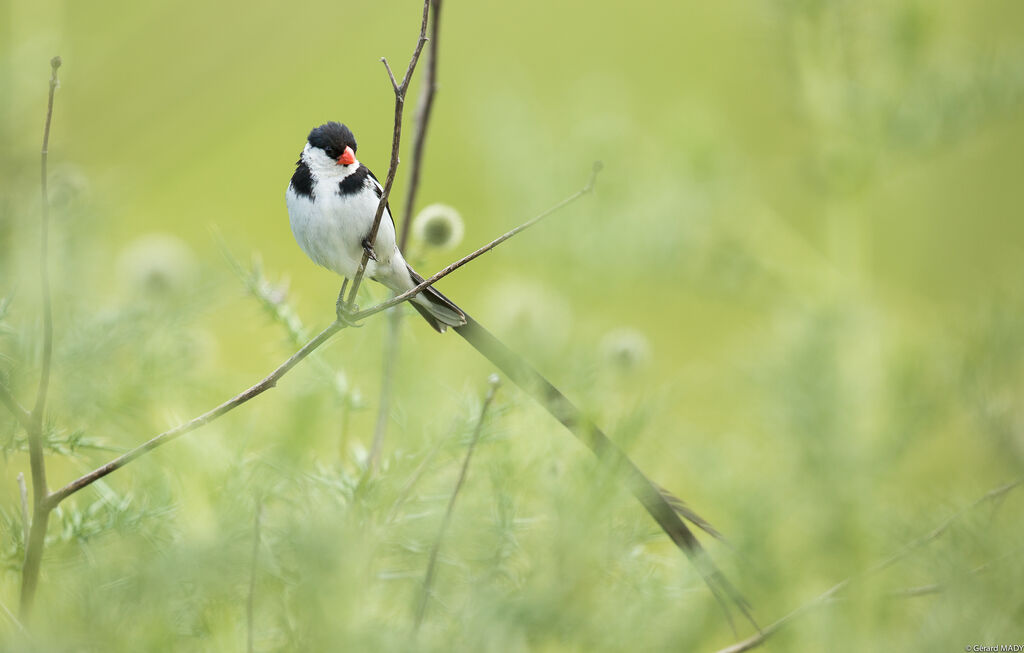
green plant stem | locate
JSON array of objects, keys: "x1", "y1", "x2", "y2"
[
  {"x1": 343, "y1": 0, "x2": 430, "y2": 314},
  {"x1": 416, "y1": 375, "x2": 499, "y2": 628},
  {"x1": 19, "y1": 55, "x2": 62, "y2": 621},
  {"x1": 370, "y1": 0, "x2": 443, "y2": 471}
]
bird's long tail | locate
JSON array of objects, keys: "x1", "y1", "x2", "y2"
[
  {"x1": 453, "y1": 314, "x2": 755, "y2": 631},
  {"x1": 406, "y1": 266, "x2": 466, "y2": 333}
]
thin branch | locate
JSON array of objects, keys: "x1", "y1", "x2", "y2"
[
  {"x1": 0, "y1": 383, "x2": 34, "y2": 432},
  {"x1": 371, "y1": 0, "x2": 444, "y2": 471},
  {"x1": 33, "y1": 55, "x2": 60, "y2": 424},
  {"x1": 28, "y1": 55, "x2": 61, "y2": 497},
  {"x1": 352, "y1": 162, "x2": 602, "y2": 322},
  {"x1": 20, "y1": 55, "x2": 61, "y2": 621},
  {"x1": 247, "y1": 500, "x2": 262, "y2": 653},
  {"x1": 344, "y1": 0, "x2": 430, "y2": 312},
  {"x1": 46, "y1": 168, "x2": 592, "y2": 507},
  {"x1": 415, "y1": 374, "x2": 500, "y2": 628},
  {"x1": 47, "y1": 322, "x2": 342, "y2": 506},
  {"x1": 865, "y1": 477, "x2": 1023, "y2": 578},
  {"x1": 715, "y1": 580, "x2": 846, "y2": 653},
  {"x1": 19, "y1": 514, "x2": 49, "y2": 619},
  {"x1": 399, "y1": 0, "x2": 442, "y2": 251},
  {"x1": 382, "y1": 58, "x2": 400, "y2": 95},
  {"x1": 714, "y1": 477, "x2": 1024, "y2": 653}
]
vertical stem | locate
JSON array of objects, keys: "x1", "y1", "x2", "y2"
[
  {"x1": 20, "y1": 55, "x2": 62, "y2": 621},
  {"x1": 343, "y1": 0, "x2": 430, "y2": 313},
  {"x1": 18, "y1": 511, "x2": 50, "y2": 619},
  {"x1": 398, "y1": 0, "x2": 442, "y2": 251},
  {"x1": 33, "y1": 56, "x2": 60, "y2": 427},
  {"x1": 369, "y1": 0, "x2": 443, "y2": 470}
]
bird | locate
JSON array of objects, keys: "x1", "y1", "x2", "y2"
[
  {"x1": 285, "y1": 121, "x2": 466, "y2": 332},
  {"x1": 284, "y1": 121, "x2": 754, "y2": 629}
]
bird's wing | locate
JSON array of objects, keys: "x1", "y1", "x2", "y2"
[{"x1": 364, "y1": 167, "x2": 397, "y2": 233}]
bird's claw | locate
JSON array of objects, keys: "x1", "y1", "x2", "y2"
[
  {"x1": 335, "y1": 304, "x2": 363, "y2": 328},
  {"x1": 335, "y1": 294, "x2": 363, "y2": 328},
  {"x1": 361, "y1": 238, "x2": 377, "y2": 262}
]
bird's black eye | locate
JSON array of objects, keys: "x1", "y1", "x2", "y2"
[{"x1": 324, "y1": 147, "x2": 339, "y2": 159}]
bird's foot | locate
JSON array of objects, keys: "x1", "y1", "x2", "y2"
[
  {"x1": 335, "y1": 282, "x2": 363, "y2": 328},
  {"x1": 361, "y1": 238, "x2": 377, "y2": 262},
  {"x1": 335, "y1": 302, "x2": 363, "y2": 328}
]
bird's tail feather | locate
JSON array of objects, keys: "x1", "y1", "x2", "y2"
[
  {"x1": 406, "y1": 266, "x2": 466, "y2": 333},
  {"x1": 453, "y1": 314, "x2": 756, "y2": 633}
]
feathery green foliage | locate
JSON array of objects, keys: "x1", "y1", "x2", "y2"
[{"x1": 2, "y1": 0, "x2": 1024, "y2": 650}]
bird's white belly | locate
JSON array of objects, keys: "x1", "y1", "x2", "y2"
[{"x1": 286, "y1": 182, "x2": 399, "y2": 282}]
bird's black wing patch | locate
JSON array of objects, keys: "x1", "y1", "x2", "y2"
[
  {"x1": 338, "y1": 165, "x2": 370, "y2": 196},
  {"x1": 290, "y1": 159, "x2": 315, "y2": 200},
  {"x1": 362, "y1": 166, "x2": 396, "y2": 234}
]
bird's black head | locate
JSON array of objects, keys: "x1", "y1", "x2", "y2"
[{"x1": 307, "y1": 122, "x2": 357, "y2": 161}]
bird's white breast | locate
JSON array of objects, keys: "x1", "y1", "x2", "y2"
[{"x1": 286, "y1": 172, "x2": 399, "y2": 281}]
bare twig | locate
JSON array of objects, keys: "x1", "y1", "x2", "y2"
[
  {"x1": 352, "y1": 163, "x2": 602, "y2": 323},
  {"x1": 33, "y1": 55, "x2": 60, "y2": 424},
  {"x1": 46, "y1": 170, "x2": 592, "y2": 507},
  {"x1": 382, "y1": 59, "x2": 400, "y2": 93},
  {"x1": 370, "y1": 0, "x2": 444, "y2": 471},
  {"x1": 20, "y1": 55, "x2": 61, "y2": 620},
  {"x1": 343, "y1": 0, "x2": 430, "y2": 313},
  {"x1": 866, "y1": 477, "x2": 1023, "y2": 578},
  {"x1": 17, "y1": 473, "x2": 29, "y2": 549},
  {"x1": 47, "y1": 322, "x2": 341, "y2": 506},
  {"x1": 247, "y1": 500, "x2": 262, "y2": 653},
  {"x1": 415, "y1": 374, "x2": 500, "y2": 628},
  {"x1": 399, "y1": 0, "x2": 442, "y2": 251},
  {"x1": 714, "y1": 477, "x2": 1024, "y2": 653},
  {"x1": 0, "y1": 383, "x2": 34, "y2": 432},
  {"x1": 715, "y1": 580, "x2": 845, "y2": 653}
]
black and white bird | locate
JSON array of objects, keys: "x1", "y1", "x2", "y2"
[
  {"x1": 282, "y1": 121, "x2": 751, "y2": 626},
  {"x1": 286, "y1": 121, "x2": 466, "y2": 332}
]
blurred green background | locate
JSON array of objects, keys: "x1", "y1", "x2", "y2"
[{"x1": 2, "y1": 0, "x2": 1024, "y2": 650}]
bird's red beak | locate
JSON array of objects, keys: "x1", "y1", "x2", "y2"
[{"x1": 338, "y1": 146, "x2": 356, "y2": 166}]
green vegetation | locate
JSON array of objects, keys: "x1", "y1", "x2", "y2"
[{"x1": 2, "y1": 0, "x2": 1024, "y2": 650}]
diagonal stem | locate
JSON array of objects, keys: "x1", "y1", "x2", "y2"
[
  {"x1": 415, "y1": 374, "x2": 500, "y2": 628},
  {"x1": 714, "y1": 477, "x2": 1024, "y2": 653},
  {"x1": 48, "y1": 168, "x2": 592, "y2": 507},
  {"x1": 47, "y1": 322, "x2": 342, "y2": 506},
  {"x1": 352, "y1": 163, "x2": 601, "y2": 322}
]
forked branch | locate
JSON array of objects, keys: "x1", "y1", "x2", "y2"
[
  {"x1": 343, "y1": 0, "x2": 431, "y2": 312},
  {"x1": 46, "y1": 176, "x2": 595, "y2": 506},
  {"x1": 370, "y1": 0, "x2": 444, "y2": 472}
]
